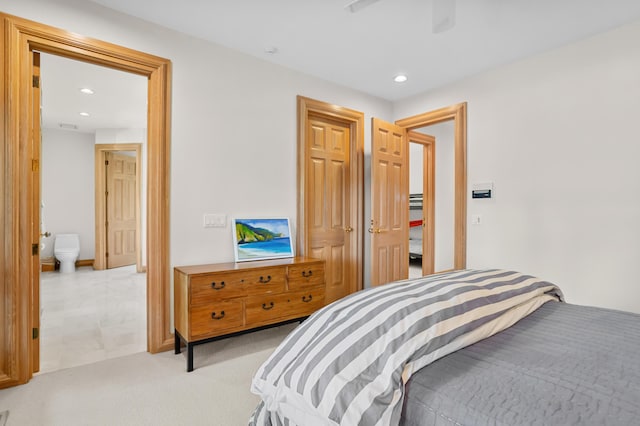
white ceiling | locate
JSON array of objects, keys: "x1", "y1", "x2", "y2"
[
  {"x1": 40, "y1": 53, "x2": 147, "y2": 134},
  {"x1": 42, "y1": 0, "x2": 640, "y2": 132}
]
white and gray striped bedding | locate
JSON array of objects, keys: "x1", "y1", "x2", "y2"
[{"x1": 249, "y1": 269, "x2": 563, "y2": 426}]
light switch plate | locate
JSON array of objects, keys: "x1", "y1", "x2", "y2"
[{"x1": 204, "y1": 213, "x2": 226, "y2": 228}]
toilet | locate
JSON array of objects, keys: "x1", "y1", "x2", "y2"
[{"x1": 54, "y1": 234, "x2": 80, "y2": 273}]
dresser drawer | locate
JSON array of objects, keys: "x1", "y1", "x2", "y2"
[
  {"x1": 189, "y1": 300, "x2": 244, "y2": 338},
  {"x1": 245, "y1": 293, "x2": 296, "y2": 326},
  {"x1": 287, "y1": 287, "x2": 326, "y2": 318},
  {"x1": 190, "y1": 272, "x2": 247, "y2": 304},
  {"x1": 288, "y1": 262, "x2": 325, "y2": 289},
  {"x1": 241, "y1": 267, "x2": 286, "y2": 296}
]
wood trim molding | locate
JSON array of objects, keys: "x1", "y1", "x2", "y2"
[
  {"x1": 297, "y1": 96, "x2": 364, "y2": 294},
  {"x1": 396, "y1": 102, "x2": 467, "y2": 270},
  {"x1": 0, "y1": 12, "x2": 172, "y2": 388}
]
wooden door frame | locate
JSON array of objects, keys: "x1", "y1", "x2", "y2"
[
  {"x1": 0, "y1": 13, "x2": 172, "y2": 387},
  {"x1": 95, "y1": 144, "x2": 143, "y2": 273},
  {"x1": 297, "y1": 96, "x2": 364, "y2": 295},
  {"x1": 407, "y1": 131, "x2": 435, "y2": 276},
  {"x1": 396, "y1": 102, "x2": 467, "y2": 270}
]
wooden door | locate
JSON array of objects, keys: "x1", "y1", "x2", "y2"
[
  {"x1": 298, "y1": 97, "x2": 364, "y2": 304},
  {"x1": 106, "y1": 152, "x2": 137, "y2": 268},
  {"x1": 408, "y1": 131, "x2": 435, "y2": 276},
  {"x1": 30, "y1": 51, "x2": 41, "y2": 374},
  {"x1": 371, "y1": 118, "x2": 409, "y2": 286},
  {"x1": 305, "y1": 115, "x2": 354, "y2": 303}
]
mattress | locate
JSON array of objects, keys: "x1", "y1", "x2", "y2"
[{"x1": 401, "y1": 301, "x2": 640, "y2": 425}]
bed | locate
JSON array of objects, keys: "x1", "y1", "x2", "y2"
[
  {"x1": 249, "y1": 269, "x2": 640, "y2": 425},
  {"x1": 409, "y1": 193, "x2": 423, "y2": 260}
]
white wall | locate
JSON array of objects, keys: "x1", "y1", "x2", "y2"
[
  {"x1": 10, "y1": 1, "x2": 640, "y2": 314},
  {"x1": 394, "y1": 20, "x2": 640, "y2": 313},
  {"x1": 4, "y1": 0, "x2": 392, "y2": 282},
  {"x1": 41, "y1": 128, "x2": 95, "y2": 260}
]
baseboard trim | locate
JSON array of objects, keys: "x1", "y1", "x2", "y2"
[
  {"x1": 76, "y1": 259, "x2": 94, "y2": 267},
  {"x1": 41, "y1": 258, "x2": 99, "y2": 271}
]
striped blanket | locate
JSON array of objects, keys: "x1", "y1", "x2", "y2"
[{"x1": 249, "y1": 269, "x2": 563, "y2": 426}]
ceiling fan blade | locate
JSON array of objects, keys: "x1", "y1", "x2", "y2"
[
  {"x1": 433, "y1": 0, "x2": 456, "y2": 33},
  {"x1": 345, "y1": 0, "x2": 382, "y2": 13}
]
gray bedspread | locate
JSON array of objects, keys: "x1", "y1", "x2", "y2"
[{"x1": 401, "y1": 301, "x2": 640, "y2": 425}]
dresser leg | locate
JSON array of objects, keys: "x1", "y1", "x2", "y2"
[
  {"x1": 174, "y1": 330, "x2": 181, "y2": 354},
  {"x1": 187, "y1": 342, "x2": 194, "y2": 372}
]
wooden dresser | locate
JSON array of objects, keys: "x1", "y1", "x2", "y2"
[{"x1": 174, "y1": 256, "x2": 325, "y2": 371}]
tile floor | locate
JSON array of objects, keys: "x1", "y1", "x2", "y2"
[{"x1": 38, "y1": 265, "x2": 147, "y2": 374}]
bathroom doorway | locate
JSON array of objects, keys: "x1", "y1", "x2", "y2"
[
  {"x1": 1, "y1": 13, "x2": 172, "y2": 386},
  {"x1": 38, "y1": 52, "x2": 148, "y2": 373}
]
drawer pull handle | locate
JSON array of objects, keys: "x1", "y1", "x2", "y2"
[
  {"x1": 302, "y1": 270, "x2": 313, "y2": 278},
  {"x1": 211, "y1": 311, "x2": 225, "y2": 320},
  {"x1": 262, "y1": 302, "x2": 274, "y2": 310},
  {"x1": 259, "y1": 275, "x2": 272, "y2": 284},
  {"x1": 211, "y1": 281, "x2": 226, "y2": 290},
  {"x1": 302, "y1": 295, "x2": 313, "y2": 303}
]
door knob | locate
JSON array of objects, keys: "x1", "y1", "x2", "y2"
[
  {"x1": 344, "y1": 226, "x2": 353, "y2": 233},
  {"x1": 40, "y1": 232, "x2": 51, "y2": 238}
]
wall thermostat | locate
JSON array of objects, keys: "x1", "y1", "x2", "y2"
[{"x1": 472, "y1": 182, "x2": 493, "y2": 199}]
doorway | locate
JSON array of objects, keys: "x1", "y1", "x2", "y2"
[
  {"x1": 408, "y1": 131, "x2": 435, "y2": 278},
  {"x1": 1, "y1": 13, "x2": 172, "y2": 388},
  {"x1": 396, "y1": 103, "x2": 467, "y2": 272},
  {"x1": 37, "y1": 53, "x2": 147, "y2": 373},
  {"x1": 370, "y1": 103, "x2": 467, "y2": 286}
]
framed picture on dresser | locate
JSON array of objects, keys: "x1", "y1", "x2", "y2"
[{"x1": 232, "y1": 217, "x2": 294, "y2": 262}]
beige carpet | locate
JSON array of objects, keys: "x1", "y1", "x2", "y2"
[{"x1": 0, "y1": 323, "x2": 298, "y2": 426}]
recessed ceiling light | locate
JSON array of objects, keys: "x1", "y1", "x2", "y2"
[
  {"x1": 264, "y1": 46, "x2": 278, "y2": 54},
  {"x1": 79, "y1": 88, "x2": 94, "y2": 95},
  {"x1": 79, "y1": 112, "x2": 90, "y2": 117},
  {"x1": 394, "y1": 74, "x2": 408, "y2": 83}
]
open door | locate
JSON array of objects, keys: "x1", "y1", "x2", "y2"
[
  {"x1": 30, "y1": 50, "x2": 42, "y2": 374},
  {"x1": 370, "y1": 118, "x2": 409, "y2": 286}
]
